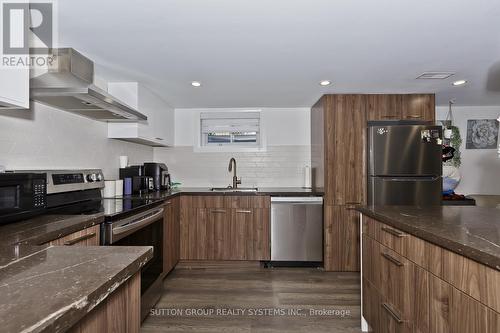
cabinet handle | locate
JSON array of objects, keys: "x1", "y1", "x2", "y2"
[
  {"x1": 381, "y1": 226, "x2": 406, "y2": 238},
  {"x1": 63, "y1": 232, "x2": 97, "y2": 246},
  {"x1": 211, "y1": 209, "x2": 226, "y2": 214},
  {"x1": 236, "y1": 210, "x2": 252, "y2": 214},
  {"x1": 381, "y1": 252, "x2": 404, "y2": 267},
  {"x1": 345, "y1": 202, "x2": 361, "y2": 205},
  {"x1": 381, "y1": 303, "x2": 403, "y2": 324},
  {"x1": 165, "y1": 201, "x2": 172, "y2": 205},
  {"x1": 381, "y1": 115, "x2": 397, "y2": 119},
  {"x1": 407, "y1": 115, "x2": 422, "y2": 119}
]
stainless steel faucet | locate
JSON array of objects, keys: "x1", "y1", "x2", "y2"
[{"x1": 228, "y1": 157, "x2": 241, "y2": 189}]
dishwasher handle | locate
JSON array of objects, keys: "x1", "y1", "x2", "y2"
[{"x1": 271, "y1": 197, "x2": 323, "y2": 204}]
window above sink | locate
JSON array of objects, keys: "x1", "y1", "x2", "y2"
[{"x1": 194, "y1": 110, "x2": 267, "y2": 152}]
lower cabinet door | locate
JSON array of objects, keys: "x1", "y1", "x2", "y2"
[
  {"x1": 324, "y1": 205, "x2": 360, "y2": 271},
  {"x1": 163, "y1": 198, "x2": 180, "y2": 273},
  {"x1": 211, "y1": 208, "x2": 230, "y2": 260},
  {"x1": 363, "y1": 278, "x2": 381, "y2": 332},
  {"x1": 230, "y1": 208, "x2": 270, "y2": 260},
  {"x1": 429, "y1": 274, "x2": 489, "y2": 333}
]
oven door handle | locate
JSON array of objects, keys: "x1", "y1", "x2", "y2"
[{"x1": 112, "y1": 207, "x2": 164, "y2": 237}]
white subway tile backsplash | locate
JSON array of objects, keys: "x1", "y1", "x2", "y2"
[
  {"x1": 153, "y1": 145, "x2": 311, "y2": 188},
  {"x1": 0, "y1": 103, "x2": 153, "y2": 179}
]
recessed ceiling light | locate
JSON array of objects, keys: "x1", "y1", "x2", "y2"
[
  {"x1": 191, "y1": 81, "x2": 201, "y2": 87},
  {"x1": 319, "y1": 80, "x2": 332, "y2": 86},
  {"x1": 452, "y1": 80, "x2": 467, "y2": 86}
]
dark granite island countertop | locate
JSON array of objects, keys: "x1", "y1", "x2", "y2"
[
  {"x1": 357, "y1": 206, "x2": 500, "y2": 271},
  {"x1": 0, "y1": 212, "x2": 104, "y2": 246},
  {"x1": 0, "y1": 244, "x2": 152, "y2": 333}
]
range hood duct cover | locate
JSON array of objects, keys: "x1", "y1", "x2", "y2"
[{"x1": 30, "y1": 48, "x2": 147, "y2": 122}]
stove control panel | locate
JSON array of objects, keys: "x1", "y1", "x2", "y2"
[{"x1": 44, "y1": 169, "x2": 104, "y2": 194}]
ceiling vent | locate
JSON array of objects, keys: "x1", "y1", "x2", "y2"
[{"x1": 416, "y1": 72, "x2": 455, "y2": 80}]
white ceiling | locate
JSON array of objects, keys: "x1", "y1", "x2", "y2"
[{"x1": 57, "y1": 0, "x2": 500, "y2": 108}]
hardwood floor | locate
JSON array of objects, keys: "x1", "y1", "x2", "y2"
[{"x1": 141, "y1": 261, "x2": 361, "y2": 332}]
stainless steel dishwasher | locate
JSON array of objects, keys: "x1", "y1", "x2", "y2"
[{"x1": 270, "y1": 196, "x2": 323, "y2": 262}]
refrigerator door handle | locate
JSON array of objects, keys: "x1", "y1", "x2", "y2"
[{"x1": 378, "y1": 176, "x2": 441, "y2": 182}]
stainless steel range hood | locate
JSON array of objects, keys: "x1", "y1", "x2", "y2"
[{"x1": 30, "y1": 48, "x2": 147, "y2": 122}]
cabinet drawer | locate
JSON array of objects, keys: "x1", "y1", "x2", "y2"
[
  {"x1": 363, "y1": 215, "x2": 443, "y2": 277},
  {"x1": 364, "y1": 217, "x2": 409, "y2": 255},
  {"x1": 225, "y1": 196, "x2": 270, "y2": 209},
  {"x1": 45, "y1": 225, "x2": 100, "y2": 246},
  {"x1": 379, "y1": 299, "x2": 413, "y2": 333},
  {"x1": 363, "y1": 235, "x2": 414, "y2": 320},
  {"x1": 182, "y1": 195, "x2": 225, "y2": 208}
]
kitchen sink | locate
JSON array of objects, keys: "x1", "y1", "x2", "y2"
[{"x1": 210, "y1": 187, "x2": 258, "y2": 192}]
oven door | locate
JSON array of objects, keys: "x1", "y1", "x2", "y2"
[{"x1": 104, "y1": 205, "x2": 164, "y2": 321}]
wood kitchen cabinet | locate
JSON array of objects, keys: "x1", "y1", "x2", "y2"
[
  {"x1": 312, "y1": 94, "x2": 366, "y2": 272},
  {"x1": 325, "y1": 206, "x2": 360, "y2": 271},
  {"x1": 311, "y1": 93, "x2": 435, "y2": 272},
  {"x1": 44, "y1": 225, "x2": 100, "y2": 246},
  {"x1": 401, "y1": 94, "x2": 435, "y2": 122},
  {"x1": 163, "y1": 197, "x2": 180, "y2": 273},
  {"x1": 366, "y1": 94, "x2": 435, "y2": 122},
  {"x1": 366, "y1": 94, "x2": 403, "y2": 121},
  {"x1": 323, "y1": 94, "x2": 366, "y2": 206},
  {"x1": 361, "y1": 215, "x2": 500, "y2": 333},
  {"x1": 180, "y1": 195, "x2": 270, "y2": 261},
  {"x1": 68, "y1": 272, "x2": 140, "y2": 333}
]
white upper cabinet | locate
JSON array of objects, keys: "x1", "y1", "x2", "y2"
[
  {"x1": 107, "y1": 82, "x2": 174, "y2": 147},
  {"x1": 0, "y1": 3, "x2": 29, "y2": 109},
  {"x1": 0, "y1": 67, "x2": 29, "y2": 109}
]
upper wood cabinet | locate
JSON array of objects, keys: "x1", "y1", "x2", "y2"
[
  {"x1": 315, "y1": 94, "x2": 366, "y2": 206},
  {"x1": 366, "y1": 94, "x2": 435, "y2": 122},
  {"x1": 367, "y1": 94, "x2": 403, "y2": 121},
  {"x1": 401, "y1": 94, "x2": 435, "y2": 122}
]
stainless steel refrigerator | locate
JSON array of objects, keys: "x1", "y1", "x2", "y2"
[{"x1": 368, "y1": 124, "x2": 443, "y2": 206}]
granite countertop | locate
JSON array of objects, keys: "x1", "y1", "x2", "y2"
[
  {"x1": 0, "y1": 212, "x2": 104, "y2": 246},
  {"x1": 137, "y1": 187, "x2": 324, "y2": 200},
  {"x1": 357, "y1": 205, "x2": 500, "y2": 271},
  {"x1": 0, "y1": 244, "x2": 152, "y2": 333}
]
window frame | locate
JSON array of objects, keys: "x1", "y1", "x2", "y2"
[{"x1": 194, "y1": 109, "x2": 267, "y2": 153}]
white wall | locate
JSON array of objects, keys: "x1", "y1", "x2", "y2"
[
  {"x1": 173, "y1": 108, "x2": 310, "y2": 146},
  {"x1": 436, "y1": 105, "x2": 500, "y2": 195},
  {"x1": 154, "y1": 108, "x2": 311, "y2": 187},
  {"x1": 0, "y1": 102, "x2": 153, "y2": 179}
]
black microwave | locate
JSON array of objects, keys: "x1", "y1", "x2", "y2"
[{"x1": 0, "y1": 173, "x2": 47, "y2": 224}]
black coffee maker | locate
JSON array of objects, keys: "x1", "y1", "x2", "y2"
[
  {"x1": 143, "y1": 163, "x2": 171, "y2": 191},
  {"x1": 119, "y1": 165, "x2": 154, "y2": 194}
]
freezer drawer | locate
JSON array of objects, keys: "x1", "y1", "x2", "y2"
[
  {"x1": 271, "y1": 197, "x2": 323, "y2": 262},
  {"x1": 368, "y1": 176, "x2": 442, "y2": 206}
]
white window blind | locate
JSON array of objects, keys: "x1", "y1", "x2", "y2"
[{"x1": 200, "y1": 112, "x2": 261, "y2": 147}]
